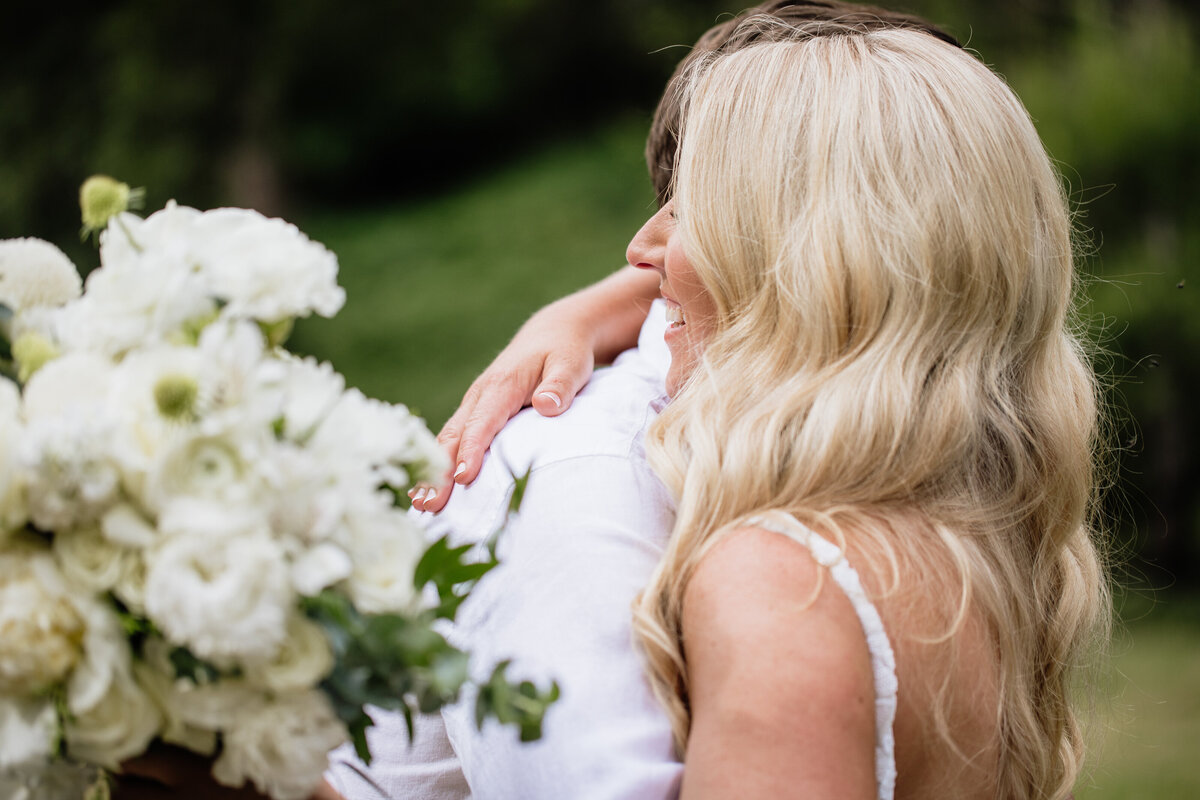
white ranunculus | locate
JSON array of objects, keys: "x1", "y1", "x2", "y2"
[
  {"x1": 0, "y1": 379, "x2": 27, "y2": 534},
  {"x1": 99, "y1": 205, "x2": 203, "y2": 275},
  {"x1": 290, "y1": 541, "x2": 353, "y2": 596},
  {"x1": 312, "y1": 388, "x2": 448, "y2": 490},
  {"x1": 341, "y1": 506, "x2": 425, "y2": 614},
  {"x1": 0, "y1": 238, "x2": 82, "y2": 313},
  {"x1": 52, "y1": 525, "x2": 137, "y2": 593},
  {"x1": 145, "y1": 502, "x2": 292, "y2": 666},
  {"x1": 186, "y1": 321, "x2": 292, "y2": 448},
  {"x1": 213, "y1": 689, "x2": 348, "y2": 800},
  {"x1": 143, "y1": 428, "x2": 266, "y2": 513},
  {"x1": 60, "y1": 205, "x2": 215, "y2": 357},
  {"x1": 191, "y1": 208, "x2": 345, "y2": 323},
  {"x1": 63, "y1": 658, "x2": 161, "y2": 770},
  {"x1": 243, "y1": 614, "x2": 334, "y2": 693},
  {"x1": 106, "y1": 344, "x2": 204, "y2": 499},
  {"x1": 0, "y1": 697, "x2": 57, "y2": 770},
  {"x1": 276, "y1": 354, "x2": 345, "y2": 442},
  {"x1": 0, "y1": 542, "x2": 86, "y2": 695},
  {"x1": 262, "y1": 443, "x2": 348, "y2": 549}
]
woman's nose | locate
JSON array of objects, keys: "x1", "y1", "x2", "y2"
[{"x1": 626, "y1": 206, "x2": 670, "y2": 272}]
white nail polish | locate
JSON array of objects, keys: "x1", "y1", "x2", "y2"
[
  {"x1": 425, "y1": 488, "x2": 438, "y2": 503},
  {"x1": 537, "y1": 391, "x2": 562, "y2": 408},
  {"x1": 414, "y1": 488, "x2": 427, "y2": 503},
  {"x1": 454, "y1": 462, "x2": 467, "y2": 479}
]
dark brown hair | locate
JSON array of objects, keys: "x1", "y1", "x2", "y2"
[{"x1": 645, "y1": 1, "x2": 961, "y2": 203}]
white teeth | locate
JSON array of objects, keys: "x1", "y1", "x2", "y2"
[{"x1": 665, "y1": 305, "x2": 685, "y2": 326}]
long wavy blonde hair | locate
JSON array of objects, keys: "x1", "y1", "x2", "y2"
[{"x1": 632, "y1": 24, "x2": 1109, "y2": 799}]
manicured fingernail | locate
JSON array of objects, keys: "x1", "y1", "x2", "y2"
[
  {"x1": 454, "y1": 462, "x2": 467, "y2": 479},
  {"x1": 425, "y1": 488, "x2": 438, "y2": 503},
  {"x1": 537, "y1": 391, "x2": 562, "y2": 408},
  {"x1": 407, "y1": 488, "x2": 417, "y2": 498},
  {"x1": 414, "y1": 488, "x2": 427, "y2": 503}
]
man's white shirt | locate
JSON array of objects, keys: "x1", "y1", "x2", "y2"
[{"x1": 327, "y1": 301, "x2": 682, "y2": 799}]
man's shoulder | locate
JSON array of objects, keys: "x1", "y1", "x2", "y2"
[{"x1": 491, "y1": 355, "x2": 665, "y2": 472}]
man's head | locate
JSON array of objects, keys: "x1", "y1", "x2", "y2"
[{"x1": 645, "y1": 0, "x2": 961, "y2": 203}]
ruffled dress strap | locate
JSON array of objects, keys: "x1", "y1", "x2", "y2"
[{"x1": 745, "y1": 512, "x2": 898, "y2": 800}]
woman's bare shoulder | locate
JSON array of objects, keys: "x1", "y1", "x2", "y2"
[{"x1": 679, "y1": 526, "x2": 877, "y2": 799}]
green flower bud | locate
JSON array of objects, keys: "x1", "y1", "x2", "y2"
[
  {"x1": 153, "y1": 374, "x2": 199, "y2": 421},
  {"x1": 12, "y1": 331, "x2": 60, "y2": 383},
  {"x1": 79, "y1": 175, "x2": 145, "y2": 238},
  {"x1": 259, "y1": 317, "x2": 294, "y2": 349}
]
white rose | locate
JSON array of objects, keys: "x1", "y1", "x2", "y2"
[
  {"x1": 145, "y1": 502, "x2": 292, "y2": 666},
  {"x1": 191, "y1": 207, "x2": 345, "y2": 322},
  {"x1": 0, "y1": 238, "x2": 82, "y2": 313},
  {"x1": 0, "y1": 760, "x2": 101, "y2": 800},
  {"x1": 111, "y1": 553, "x2": 149, "y2": 616},
  {"x1": 213, "y1": 689, "x2": 348, "y2": 800},
  {"x1": 163, "y1": 676, "x2": 262, "y2": 732},
  {"x1": 52, "y1": 525, "x2": 137, "y2": 593},
  {"x1": 133, "y1": 639, "x2": 218, "y2": 756},
  {"x1": 341, "y1": 506, "x2": 424, "y2": 614},
  {"x1": 0, "y1": 697, "x2": 57, "y2": 770},
  {"x1": 0, "y1": 542, "x2": 86, "y2": 695},
  {"x1": 243, "y1": 614, "x2": 334, "y2": 693},
  {"x1": 63, "y1": 660, "x2": 161, "y2": 770}
]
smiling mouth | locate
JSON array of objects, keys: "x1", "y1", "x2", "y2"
[{"x1": 665, "y1": 304, "x2": 685, "y2": 328}]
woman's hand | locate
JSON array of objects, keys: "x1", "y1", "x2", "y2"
[{"x1": 413, "y1": 265, "x2": 659, "y2": 513}]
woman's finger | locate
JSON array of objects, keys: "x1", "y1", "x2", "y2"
[
  {"x1": 529, "y1": 349, "x2": 595, "y2": 417},
  {"x1": 453, "y1": 388, "x2": 527, "y2": 487}
]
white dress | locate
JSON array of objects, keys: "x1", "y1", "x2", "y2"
[{"x1": 747, "y1": 512, "x2": 899, "y2": 800}]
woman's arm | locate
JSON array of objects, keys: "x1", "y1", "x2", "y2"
[
  {"x1": 680, "y1": 528, "x2": 877, "y2": 799},
  {"x1": 415, "y1": 265, "x2": 659, "y2": 512}
]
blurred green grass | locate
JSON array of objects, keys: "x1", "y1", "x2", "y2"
[
  {"x1": 290, "y1": 118, "x2": 656, "y2": 429},
  {"x1": 1080, "y1": 596, "x2": 1200, "y2": 799},
  {"x1": 290, "y1": 118, "x2": 1199, "y2": 795}
]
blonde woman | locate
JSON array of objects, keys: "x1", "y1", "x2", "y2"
[{"x1": 435, "y1": 18, "x2": 1108, "y2": 800}]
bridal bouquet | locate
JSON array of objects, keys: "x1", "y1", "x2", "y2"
[{"x1": 0, "y1": 178, "x2": 556, "y2": 800}]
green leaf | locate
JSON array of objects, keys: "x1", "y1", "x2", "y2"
[
  {"x1": 349, "y1": 712, "x2": 373, "y2": 764},
  {"x1": 507, "y1": 466, "x2": 532, "y2": 515},
  {"x1": 473, "y1": 660, "x2": 559, "y2": 740},
  {"x1": 168, "y1": 646, "x2": 222, "y2": 685},
  {"x1": 380, "y1": 483, "x2": 413, "y2": 510}
]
